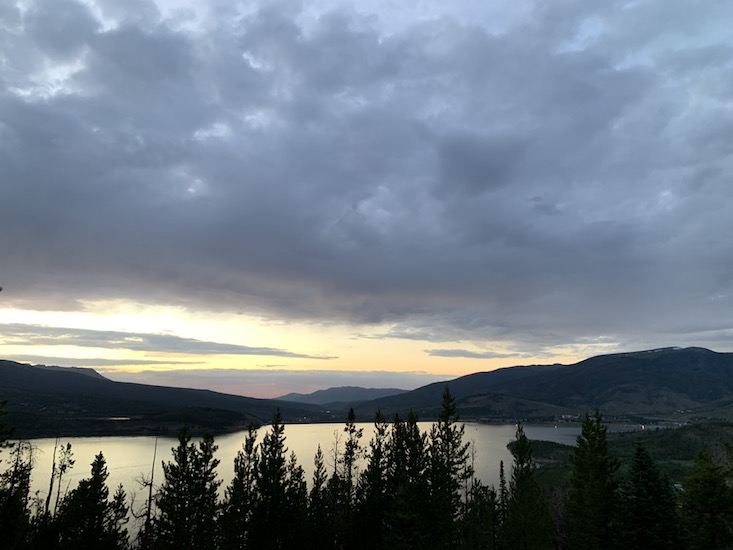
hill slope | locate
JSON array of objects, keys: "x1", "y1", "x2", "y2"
[
  {"x1": 0, "y1": 360, "x2": 329, "y2": 437},
  {"x1": 355, "y1": 347, "x2": 733, "y2": 421}
]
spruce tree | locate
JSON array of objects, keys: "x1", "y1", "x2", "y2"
[
  {"x1": 386, "y1": 411, "x2": 429, "y2": 550},
  {"x1": 153, "y1": 428, "x2": 220, "y2": 550},
  {"x1": 427, "y1": 387, "x2": 471, "y2": 549},
  {"x1": 503, "y1": 424, "x2": 553, "y2": 550},
  {"x1": 250, "y1": 409, "x2": 289, "y2": 549},
  {"x1": 355, "y1": 410, "x2": 390, "y2": 550},
  {"x1": 462, "y1": 480, "x2": 499, "y2": 550},
  {"x1": 283, "y1": 451, "x2": 308, "y2": 549},
  {"x1": 0, "y1": 439, "x2": 33, "y2": 549},
  {"x1": 621, "y1": 442, "x2": 681, "y2": 549},
  {"x1": 565, "y1": 411, "x2": 620, "y2": 550},
  {"x1": 55, "y1": 452, "x2": 129, "y2": 550},
  {"x1": 307, "y1": 445, "x2": 333, "y2": 550},
  {"x1": 680, "y1": 451, "x2": 733, "y2": 549},
  {"x1": 220, "y1": 425, "x2": 259, "y2": 550}
]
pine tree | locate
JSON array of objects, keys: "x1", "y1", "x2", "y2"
[
  {"x1": 0, "y1": 439, "x2": 33, "y2": 550},
  {"x1": 680, "y1": 451, "x2": 733, "y2": 549},
  {"x1": 220, "y1": 425, "x2": 259, "y2": 550},
  {"x1": 503, "y1": 424, "x2": 553, "y2": 550},
  {"x1": 386, "y1": 411, "x2": 429, "y2": 550},
  {"x1": 250, "y1": 409, "x2": 289, "y2": 549},
  {"x1": 621, "y1": 442, "x2": 681, "y2": 549},
  {"x1": 355, "y1": 410, "x2": 390, "y2": 550},
  {"x1": 566, "y1": 411, "x2": 620, "y2": 550},
  {"x1": 153, "y1": 428, "x2": 220, "y2": 550},
  {"x1": 55, "y1": 452, "x2": 128, "y2": 550},
  {"x1": 427, "y1": 387, "x2": 471, "y2": 549},
  {"x1": 462, "y1": 480, "x2": 499, "y2": 550},
  {"x1": 308, "y1": 445, "x2": 333, "y2": 550},
  {"x1": 283, "y1": 451, "x2": 308, "y2": 549}
]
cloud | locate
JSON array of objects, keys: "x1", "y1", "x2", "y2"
[
  {"x1": 1, "y1": 0, "x2": 732, "y2": 351},
  {"x1": 3, "y1": 355, "x2": 202, "y2": 367},
  {"x1": 0, "y1": 323, "x2": 336, "y2": 359},
  {"x1": 425, "y1": 349, "x2": 529, "y2": 360}
]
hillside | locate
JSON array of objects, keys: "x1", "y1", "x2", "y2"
[
  {"x1": 4, "y1": 347, "x2": 733, "y2": 435},
  {"x1": 0, "y1": 360, "x2": 331, "y2": 437},
  {"x1": 355, "y1": 347, "x2": 733, "y2": 422}
]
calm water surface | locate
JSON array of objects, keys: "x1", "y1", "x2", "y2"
[{"x1": 25, "y1": 423, "x2": 580, "y2": 509}]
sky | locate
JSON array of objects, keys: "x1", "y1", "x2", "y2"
[{"x1": 1, "y1": 0, "x2": 732, "y2": 398}]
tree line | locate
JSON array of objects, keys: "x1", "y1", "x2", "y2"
[{"x1": 2, "y1": 389, "x2": 733, "y2": 549}]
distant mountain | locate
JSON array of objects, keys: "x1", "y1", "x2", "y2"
[
  {"x1": 0, "y1": 360, "x2": 331, "y2": 437},
  {"x1": 355, "y1": 347, "x2": 733, "y2": 421},
  {"x1": 277, "y1": 386, "x2": 407, "y2": 406},
  {"x1": 33, "y1": 364, "x2": 108, "y2": 380}
]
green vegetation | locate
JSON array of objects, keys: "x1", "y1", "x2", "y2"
[{"x1": 6, "y1": 395, "x2": 733, "y2": 549}]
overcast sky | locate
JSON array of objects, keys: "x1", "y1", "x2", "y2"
[{"x1": 1, "y1": 0, "x2": 732, "y2": 397}]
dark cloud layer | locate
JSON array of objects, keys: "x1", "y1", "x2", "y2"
[{"x1": 2, "y1": 0, "x2": 732, "y2": 352}]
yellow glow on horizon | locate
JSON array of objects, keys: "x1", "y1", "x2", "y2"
[{"x1": 0, "y1": 300, "x2": 592, "y2": 382}]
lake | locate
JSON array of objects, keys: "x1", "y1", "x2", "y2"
[{"x1": 22, "y1": 422, "x2": 580, "y2": 519}]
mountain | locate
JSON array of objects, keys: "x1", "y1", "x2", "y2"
[
  {"x1": 0, "y1": 360, "x2": 331, "y2": 437},
  {"x1": 277, "y1": 386, "x2": 407, "y2": 406},
  {"x1": 5, "y1": 347, "x2": 733, "y2": 435},
  {"x1": 355, "y1": 347, "x2": 733, "y2": 421}
]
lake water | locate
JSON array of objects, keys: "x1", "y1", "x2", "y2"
[{"x1": 21, "y1": 422, "x2": 580, "y2": 518}]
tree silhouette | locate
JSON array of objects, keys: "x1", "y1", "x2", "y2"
[
  {"x1": 621, "y1": 442, "x2": 681, "y2": 549},
  {"x1": 153, "y1": 428, "x2": 220, "y2": 550},
  {"x1": 566, "y1": 411, "x2": 620, "y2": 550},
  {"x1": 55, "y1": 453, "x2": 128, "y2": 550},
  {"x1": 220, "y1": 425, "x2": 259, "y2": 550},
  {"x1": 427, "y1": 387, "x2": 471, "y2": 549},
  {"x1": 681, "y1": 451, "x2": 733, "y2": 549},
  {"x1": 503, "y1": 424, "x2": 553, "y2": 550}
]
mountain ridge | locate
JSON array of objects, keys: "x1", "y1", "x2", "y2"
[{"x1": 4, "y1": 346, "x2": 733, "y2": 436}]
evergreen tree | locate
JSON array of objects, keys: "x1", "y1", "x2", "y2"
[
  {"x1": 503, "y1": 424, "x2": 553, "y2": 550},
  {"x1": 427, "y1": 387, "x2": 471, "y2": 549},
  {"x1": 284, "y1": 451, "x2": 309, "y2": 549},
  {"x1": 497, "y1": 459, "x2": 507, "y2": 541},
  {"x1": 621, "y1": 442, "x2": 681, "y2": 549},
  {"x1": 308, "y1": 445, "x2": 333, "y2": 550},
  {"x1": 220, "y1": 425, "x2": 259, "y2": 550},
  {"x1": 385, "y1": 411, "x2": 429, "y2": 550},
  {"x1": 250, "y1": 409, "x2": 289, "y2": 549},
  {"x1": 0, "y1": 439, "x2": 33, "y2": 550},
  {"x1": 461, "y1": 480, "x2": 499, "y2": 550},
  {"x1": 565, "y1": 411, "x2": 620, "y2": 550},
  {"x1": 343, "y1": 408, "x2": 364, "y2": 495},
  {"x1": 680, "y1": 451, "x2": 733, "y2": 550},
  {"x1": 55, "y1": 452, "x2": 129, "y2": 550},
  {"x1": 355, "y1": 410, "x2": 390, "y2": 550},
  {"x1": 153, "y1": 428, "x2": 220, "y2": 550}
]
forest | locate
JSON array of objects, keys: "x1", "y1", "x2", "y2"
[{"x1": 2, "y1": 389, "x2": 733, "y2": 550}]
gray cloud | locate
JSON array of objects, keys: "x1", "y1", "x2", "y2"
[
  {"x1": 425, "y1": 349, "x2": 529, "y2": 360},
  {"x1": 0, "y1": 324, "x2": 335, "y2": 359},
  {"x1": 3, "y1": 355, "x2": 202, "y2": 367},
  {"x1": 1, "y1": 0, "x2": 733, "y2": 352}
]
